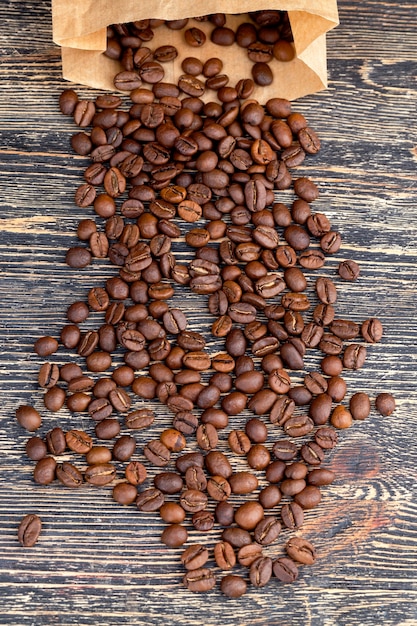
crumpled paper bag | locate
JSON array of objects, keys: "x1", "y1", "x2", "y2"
[{"x1": 52, "y1": 0, "x2": 338, "y2": 102}]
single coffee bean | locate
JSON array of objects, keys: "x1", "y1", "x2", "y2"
[
  {"x1": 300, "y1": 442, "x2": 325, "y2": 466},
  {"x1": 180, "y1": 489, "x2": 207, "y2": 513},
  {"x1": 65, "y1": 429, "x2": 93, "y2": 454},
  {"x1": 46, "y1": 427, "x2": 66, "y2": 455},
  {"x1": 33, "y1": 456, "x2": 56, "y2": 484},
  {"x1": 249, "y1": 556, "x2": 273, "y2": 587},
  {"x1": 56, "y1": 462, "x2": 83, "y2": 488},
  {"x1": 136, "y1": 488, "x2": 165, "y2": 512},
  {"x1": 254, "y1": 516, "x2": 281, "y2": 546},
  {"x1": 273, "y1": 557, "x2": 299, "y2": 583},
  {"x1": 329, "y1": 319, "x2": 359, "y2": 340},
  {"x1": 281, "y1": 502, "x2": 304, "y2": 529},
  {"x1": 25, "y1": 436, "x2": 47, "y2": 461},
  {"x1": 85, "y1": 463, "x2": 117, "y2": 487},
  {"x1": 330, "y1": 405, "x2": 353, "y2": 429},
  {"x1": 18, "y1": 514, "x2": 42, "y2": 547},
  {"x1": 234, "y1": 501, "x2": 264, "y2": 531},
  {"x1": 214, "y1": 541, "x2": 236, "y2": 570},
  {"x1": 16, "y1": 405, "x2": 42, "y2": 432},
  {"x1": 161, "y1": 524, "x2": 188, "y2": 548},
  {"x1": 286, "y1": 537, "x2": 317, "y2": 565},
  {"x1": 375, "y1": 393, "x2": 396, "y2": 416},
  {"x1": 113, "y1": 482, "x2": 138, "y2": 506},
  {"x1": 183, "y1": 568, "x2": 216, "y2": 593},
  {"x1": 361, "y1": 318, "x2": 383, "y2": 343},
  {"x1": 338, "y1": 259, "x2": 360, "y2": 281},
  {"x1": 220, "y1": 575, "x2": 247, "y2": 598},
  {"x1": 308, "y1": 468, "x2": 336, "y2": 486},
  {"x1": 343, "y1": 344, "x2": 367, "y2": 370},
  {"x1": 315, "y1": 426, "x2": 338, "y2": 449},
  {"x1": 143, "y1": 439, "x2": 170, "y2": 466},
  {"x1": 348, "y1": 392, "x2": 371, "y2": 420},
  {"x1": 181, "y1": 544, "x2": 209, "y2": 571}
]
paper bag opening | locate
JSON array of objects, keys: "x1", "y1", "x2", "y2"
[{"x1": 52, "y1": 1, "x2": 339, "y2": 102}]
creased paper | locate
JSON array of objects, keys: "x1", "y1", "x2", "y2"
[{"x1": 52, "y1": 0, "x2": 338, "y2": 102}]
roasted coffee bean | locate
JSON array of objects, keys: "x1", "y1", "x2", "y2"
[
  {"x1": 192, "y1": 510, "x2": 215, "y2": 531},
  {"x1": 270, "y1": 439, "x2": 296, "y2": 462},
  {"x1": 25, "y1": 436, "x2": 47, "y2": 461},
  {"x1": 258, "y1": 485, "x2": 281, "y2": 509},
  {"x1": 343, "y1": 344, "x2": 367, "y2": 369},
  {"x1": 56, "y1": 462, "x2": 83, "y2": 488},
  {"x1": 18, "y1": 513, "x2": 42, "y2": 547},
  {"x1": 308, "y1": 393, "x2": 332, "y2": 425},
  {"x1": 375, "y1": 392, "x2": 396, "y2": 416},
  {"x1": 327, "y1": 376, "x2": 347, "y2": 402},
  {"x1": 113, "y1": 435, "x2": 136, "y2": 461},
  {"x1": 330, "y1": 318, "x2": 359, "y2": 340},
  {"x1": 270, "y1": 395, "x2": 295, "y2": 426},
  {"x1": 254, "y1": 516, "x2": 281, "y2": 546},
  {"x1": 180, "y1": 489, "x2": 208, "y2": 513},
  {"x1": 284, "y1": 415, "x2": 314, "y2": 438},
  {"x1": 136, "y1": 488, "x2": 164, "y2": 512},
  {"x1": 308, "y1": 468, "x2": 335, "y2": 486},
  {"x1": 281, "y1": 501, "x2": 304, "y2": 529},
  {"x1": 361, "y1": 318, "x2": 383, "y2": 343},
  {"x1": 300, "y1": 442, "x2": 325, "y2": 466},
  {"x1": 228, "y1": 430, "x2": 252, "y2": 456},
  {"x1": 250, "y1": 556, "x2": 273, "y2": 587},
  {"x1": 273, "y1": 557, "x2": 299, "y2": 583},
  {"x1": 286, "y1": 537, "x2": 317, "y2": 565},
  {"x1": 161, "y1": 524, "x2": 188, "y2": 547},
  {"x1": 315, "y1": 426, "x2": 338, "y2": 449},
  {"x1": 234, "y1": 501, "x2": 264, "y2": 531},
  {"x1": 33, "y1": 456, "x2": 56, "y2": 485},
  {"x1": 183, "y1": 568, "x2": 216, "y2": 592},
  {"x1": 214, "y1": 541, "x2": 236, "y2": 571},
  {"x1": 85, "y1": 463, "x2": 117, "y2": 486},
  {"x1": 330, "y1": 405, "x2": 353, "y2": 429},
  {"x1": 95, "y1": 418, "x2": 120, "y2": 440},
  {"x1": 316, "y1": 277, "x2": 337, "y2": 304},
  {"x1": 229, "y1": 471, "x2": 258, "y2": 495},
  {"x1": 220, "y1": 575, "x2": 247, "y2": 598},
  {"x1": 143, "y1": 439, "x2": 170, "y2": 466},
  {"x1": 181, "y1": 544, "x2": 209, "y2": 572},
  {"x1": 304, "y1": 371, "x2": 328, "y2": 395},
  {"x1": 16, "y1": 405, "x2": 42, "y2": 432},
  {"x1": 65, "y1": 429, "x2": 93, "y2": 454},
  {"x1": 349, "y1": 392, "x2": 371, "y2": 420}
]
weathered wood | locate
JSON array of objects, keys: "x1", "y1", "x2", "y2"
[{"x1": 0, "y1": 1, "x2": 416, "y2": 624}]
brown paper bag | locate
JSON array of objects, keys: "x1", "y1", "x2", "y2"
[{"x1": 52, "y1": 1, "x2": 338, "y2": 102}]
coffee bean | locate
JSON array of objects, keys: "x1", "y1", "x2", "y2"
[
  {"x1": 273, "y1": 557, "x2": 299, "y2": 583},
  {"x1": 375, "y1": 393, "x2": 396, "y2": 416},
  {"x1": 250, "y1": 556, "x2": 273, "y2": 587},
  {"x1": 361, "y1": 318, "x2": 383, "y2": 343},
  {"x1": 18, "y1": 514, "x2": 42, "y2": 547},
  {"x1": 56, "y1": 462, "x2": 83, "y2": 488},
  {"x1": 181, "y1": 544, "x2": 209, "y2": 571},
  {"x1": 286, "y1": 537, "x2": 317, "y2": 565},
  {"x1": 16, "y1": 405, "x2": 42, "y2": 432},
  {"x1": 338, "y1": 259, "x2": 360, "y2": 281},
  {"x1": 183, "y1": 568, "x2": 216, "y2": 592},
  {"x1": 85, "y1": 463, "x2": 116, "y2": 486}
]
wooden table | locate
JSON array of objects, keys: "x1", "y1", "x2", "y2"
[{"x1": 1, "y1": 2, "x2": 416, "y2": 624}]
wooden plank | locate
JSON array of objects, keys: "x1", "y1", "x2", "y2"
[{"x1": 0, "y1": 0, "x2": 416, "y2": 624}]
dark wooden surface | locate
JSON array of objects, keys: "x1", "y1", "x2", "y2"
[{"x1": 1, "y1": 1, "x2": 416, "y2": 625}]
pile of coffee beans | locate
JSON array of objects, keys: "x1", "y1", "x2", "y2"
[{"x1": 16, "y1": 11, "x2": 395, "y2": 597}]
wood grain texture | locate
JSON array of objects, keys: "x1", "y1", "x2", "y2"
[{"x1": 0, "y1": 1, "x2": 416, "y2": 625}]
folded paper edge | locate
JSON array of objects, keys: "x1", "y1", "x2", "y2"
[{"x1": 52, "y1": 0, "x2": 338, "y2": 44}]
